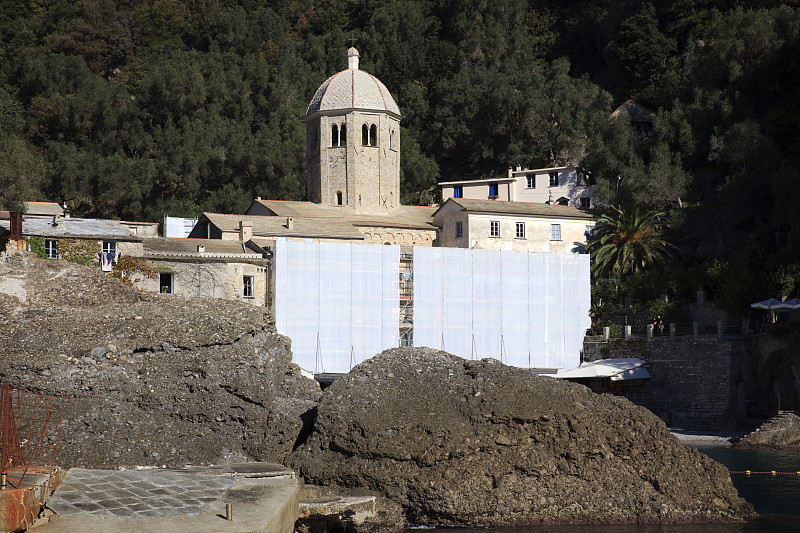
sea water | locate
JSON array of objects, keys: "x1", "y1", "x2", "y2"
[{"x1": 403, "y1": 448, "x2": 800, "y2": 533}]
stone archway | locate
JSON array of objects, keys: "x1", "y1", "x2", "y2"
[{"x1": 755, "y1": 348, "x2": 800, "y2": 415}]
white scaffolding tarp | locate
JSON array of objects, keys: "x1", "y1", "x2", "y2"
[
  {"x1": 413, "y1": 247, "x2": 590, "y2": 371},
  {"x1": 274, "y1": 239, "x2": 399, "y2": 374}
]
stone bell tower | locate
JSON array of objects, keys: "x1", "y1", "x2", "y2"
[{"x1": 305, "y1": 48, "x2": 401, "y2": 214}]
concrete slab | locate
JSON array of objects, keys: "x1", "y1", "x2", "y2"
[{"x1": 33, "y1": 464, "x2": 298, "y2": 533}]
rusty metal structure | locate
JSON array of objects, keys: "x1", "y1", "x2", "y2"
[{"x1": 1, "y1": 384, "x2": 67, "y2": 531}]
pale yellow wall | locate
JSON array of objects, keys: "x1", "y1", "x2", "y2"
[
  {"x1": 441, "y1": 181, "x2": 514, "y2": 202},
  {"x1": 357, "y1": 226, "x2": 437, "y2": 246},
  {"x1": 132, "y1": 260, "x2": 268, "y2": 306},
  {"x1": 435, "y1": 204, "x2": 593, "y2": 253},
  {"x1": 513, "y1": 167, "x2": 593, "y2": 207}
]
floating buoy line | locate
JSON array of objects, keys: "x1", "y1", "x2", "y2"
[{"x1": 729, "y1": 470, "x2": 800, "y2": 475}]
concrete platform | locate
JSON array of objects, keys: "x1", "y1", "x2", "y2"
[{"x1": 32, "y1": 463, "x2": 298, "y2": 533}]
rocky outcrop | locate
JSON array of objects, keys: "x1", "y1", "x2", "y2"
[
  {"x1": 0, "y1": 253, "x2": 321, "y2": 468},
  {"x1": 735, "y1": 412, "x2": 800, "y2": 450},
  {"x1": 287, "y1": 348, "x2": 753, "y2": 525}
]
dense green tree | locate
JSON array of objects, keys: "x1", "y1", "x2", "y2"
[{"x1": 0, "y1": 132, "x2": 45, "y2": 211}]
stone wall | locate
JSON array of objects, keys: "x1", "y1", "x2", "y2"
[{"x1": 593, "y1": 336, "x2": 741, "y2": 430}]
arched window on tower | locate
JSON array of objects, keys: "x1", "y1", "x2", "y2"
[
  {"x1": 340, "y1": 124, "x2": 346, "y2": 146},
  {"x1": 370, "y1": 124, "x2": 378, "y2": 147},
  {"x1": 362, "y1": 124, "x2": 369, "y2": 146},
  {"x1": 331, "y1": 124, "x2": 339, "y2": 147},
  {"x1": 337, "y1": 191, "x2": 343, "y2": 205}
]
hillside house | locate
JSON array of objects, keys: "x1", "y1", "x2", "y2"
[
  {"x1": 133, "y1": 238, "x2": 270, "y2": 306},
  {"x1": 434, "y1": 198, "x2": 595, "y2": 254},
  {"x1": 440, "y1": 165, "x2": 594, "y2": 208}
]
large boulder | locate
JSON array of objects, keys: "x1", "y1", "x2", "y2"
[
  {"x1": 0, "y1": 253, "x2": 321, "y2": 468},
  {"x1": 288, "y1": 348, "x2": 753, "y2": 525},
  {"x1": 736, "y1": 412, "x2": 800, "y2": 450}
]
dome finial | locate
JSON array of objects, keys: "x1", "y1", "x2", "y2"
[{"x1": 347, "y1": 47, "x2": 360, "y2": 70}]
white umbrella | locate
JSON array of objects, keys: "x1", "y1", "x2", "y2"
[
  {"x1": 773, "y1": 298, "x2": 800, "y2": 310},
  {"x1": 751, "y1": 298, "x2": 783, "y2": 309}
]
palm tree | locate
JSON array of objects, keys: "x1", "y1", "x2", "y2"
[{"x1": 587, "y1": 206, "x2": 675, "y2": 279}]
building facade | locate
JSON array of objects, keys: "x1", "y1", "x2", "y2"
[
  {"x1": 440, "y1": 165, "x2": 594, "y2": 208},
  {"x1": 434, "y1": 198, "x2": 595, "y2": 254}
]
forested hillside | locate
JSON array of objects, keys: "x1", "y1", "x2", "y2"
[{"x1": 2, "y1": 0, "x2": 800, "y2": 311}]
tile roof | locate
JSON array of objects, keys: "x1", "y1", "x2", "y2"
[
  {"x1": 251, "y1": 200, "x2": 438, "y2": 230},
  {"x1": 141, "y1": 238, "x2": 261, "y2": 257},
  {"x1": 436, "y1": 198, "x2": 596, "y2": 220},
  {"x1": 201, "y1": 212, "x2": 367, "y2": 240},
  {"x1": 16, "y1": 217, "x2": 140, "y2": 240}
]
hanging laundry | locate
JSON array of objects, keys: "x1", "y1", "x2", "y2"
[{"x1": 100, "y1": 253, "x2": 113, "y2": 272}]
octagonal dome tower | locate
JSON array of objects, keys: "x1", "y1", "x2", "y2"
[{"x1": 305, "y1": 48, "x2": 401, "y2": 214}]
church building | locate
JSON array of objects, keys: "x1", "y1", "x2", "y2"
[{"x1": 246, "y1": 47, "x2": 438, "y2": 247}]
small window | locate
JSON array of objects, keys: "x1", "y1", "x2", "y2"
[
  {"x1": 453, "y1": 186, "x2": 463, "y2": 199},
  {"x1": 243, "y1": 275, "x2": 254, "y2": 298},
  {"x1": 515, "y1": 222, "x2": 525, "y2": 239},
  {"x1": 549, "y1": 172, "x2": 559, "y2": 187},
  {"x1": 455, "y1": 221, "x2": 463, "y2": 238},
  {"x1": 331, "y1": 124, "x2": 339, "y2": 146},
  {"x1": 44, "y1": 239, "x2": 58, "y2": 259},
  {"x1": 102, "y1": 241, "x2": 116, "y2": 255},
  {"x1": 490, "y1": 220, "x2": 500, "y2": 237},
  {"x1": 340, "y1": 124, "x2": 346, "y2": 146},
  {"x1": 580, "y1": 197, "x2": 590, "y2": 209},
  {"x1": 159, "y1": 272, "x2": 173, "y2": 294},
  {"x1": 551, "y1": 224, "x2": 562, "y2": 241},
  {"x1": 390, "y1": 129, "x2": 397, "y2": 151},
  {"x1": 337, "y1": 191, "x2": 343, "y2": 205},
  {"x1": 585, "y1": 225, "x2": 595, "y2": 239},
  {"x1": 362, "y1": 124, "x2": 369, "y2": 146},
  {"x1": 370, "y1": 124, "x2": 378, "y2": 146},
  {"x1": 488, "y1": 183, "x2": 498, "y2": 199},
  {"x1": 526, "y1": 174, "x2": 535, "y2": 188}
]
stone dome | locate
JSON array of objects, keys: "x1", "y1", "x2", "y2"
[{"x1": 306, "y1": 48, "x2": 400, "y2": 117}]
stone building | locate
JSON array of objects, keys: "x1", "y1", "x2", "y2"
[
  {"x1": 134, "y1": 238, "x2": 270, "y2": 306},
  {"x1": 305, "y1": 47, "x2": 401, "y2": 214},
  {"x1": 245, "y1": 47, "x2": 438, "y2": 247},
  {"x1": 433, "y1": 198, "x2": 595, "y2": 253},
  {"x1": 439, "y1": 165, "x2": 595, "y2": 208}
]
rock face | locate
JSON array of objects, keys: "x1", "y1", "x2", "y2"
[
  {"x1": 288, "y1": 348, "x2": 753, "y2": 525},
  {"x1": 736, "y1": 412, "x2": 800, "y2": 449},
  {"x1": 0, "y1": 253, "x2": 321, "y2": 468}
]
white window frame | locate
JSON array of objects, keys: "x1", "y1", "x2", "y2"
[
  {"x1": 515, "y1": 222, "x2": 526, "y2": 239},
  {"x1": 549, "y1": 172, "x2": 559, "y2": 187},
  {"x1": 551, "y1": 224, "x2": 562, "y2": 241},
  {"x1": 585, "y1": 225, "x2": 595, "y2": 240},
  {"x1": 44, "y1": 239, "x2": 58, "y2": 259},
  {"x1": 102, "y1": 241, "x2": 116, "y2": 255},
  {"x1": 490, "y1": 220, "x2": 500, "y2": 238},
  {"x1": 159, "y1": 272, "x2": 174, "y2": 294},
  {"x1": 526, "y1": 174, "x2": 535, "y2": 188},
  {"x1": 243, "y1": 275, "x2": 254, "y2": 298},
  {"x1": 455, "y1": 221, "x2": 463, "y2": 238}
]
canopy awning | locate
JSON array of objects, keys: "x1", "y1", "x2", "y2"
[
  {"x1": 557, "y1": 358, "x2": 650, "y2": 381},
  {"x1": 751, "y1": 298, "x2": 783, "y2": 310}
]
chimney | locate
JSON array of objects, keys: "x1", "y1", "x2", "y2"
[
  {"x1": 238, "y1": 221, "x2": 252, "y2": 242},
  {"x1": 287, "y1": 217, "x2": 294, "y2": 230},
  {"x1": 256, "y1": 196, "x2": 262, "y2": 201},
  {"x1": 197, "y1": 245, "x2": 205, "y2": 253},
  {"x1": 9, "y1": 212, "x2": 22, "y2": 240},
  {"x1": 515, "y1": 166, "x2": 521, "y2": 171}
]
